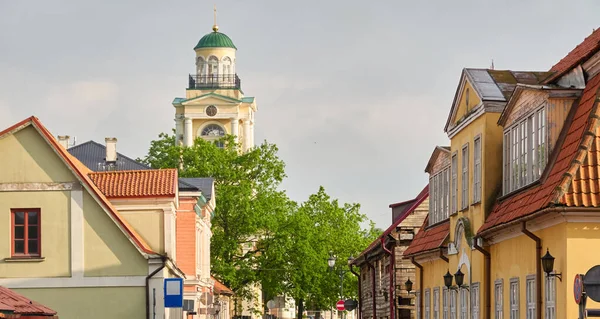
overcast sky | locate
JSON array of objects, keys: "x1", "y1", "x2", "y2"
[{"x1": 1, "y1": 1, "x2": 598, "y2": 229}]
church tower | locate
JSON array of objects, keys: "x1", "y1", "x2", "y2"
[{"x1": 173, "y1": 13, "x2": 257, "y2": 151}]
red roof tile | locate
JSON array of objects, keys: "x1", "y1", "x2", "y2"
[
  {"x1": 403, "y1": 217, "x2": 449, "y2": 257},
  {"x1": 545, "y1": 28, "x2": 600, "y2": 83},
  {"x1": 479, "y1": 74, "x2": 600, "y2": 234},
  {"x1": 89, "y1": 169, "x2": 178, "y2": 198},
  {"x1": 0, "y1": 286, "x2": 56, "y2": 316},
  {"x1": 212, "y1": 276, "x2": 234, "y2": 295}
]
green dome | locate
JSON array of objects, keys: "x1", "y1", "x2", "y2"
[{"x1": 194, "y1": 31, "x2": 237, "y2": 50}]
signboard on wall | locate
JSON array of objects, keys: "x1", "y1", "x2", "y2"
[{"x1": 164, "y1": 278, "x2": 184, "y2": 308}]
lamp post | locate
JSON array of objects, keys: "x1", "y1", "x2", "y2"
[{"x1": 328, "y1": 252, "x2": 353, "y2": 319}]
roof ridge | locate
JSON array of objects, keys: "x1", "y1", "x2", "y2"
[{"x1": 90, "y1": 168, "x2": 176, "y2": 174}]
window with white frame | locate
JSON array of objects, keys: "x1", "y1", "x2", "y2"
[
  {"x1": 425, "y1": 289, "x2": 431, "y2": 319},
  {"x1": 417, "y1": 291, "x2": 421, "y2": 319},
  {"x1": 429, "y1": 166, "x2": 451, "y2": 225},
  {"x1": 473, "y1": 137, "x2": 482, "y2": 203},
  {"x1": 471, "y1": 283, "x2": 480, "y2": 319},
  {"x1": 460, "y1": 288, "x2": 468, "y2": 319},
  {"x1": 461, "y1": 144, "x2": 469, "y2": 210},
  {"x1": 510, "y1": 278, "x2": 519, "y2": 319},
  {"x1": 434, "y1": 288, "x2": 440, "y2": 319},
  {"x1": 451, "y1": 153, "x2": 458, "y2": 214},
  {"x1": 443, "y1": 287, "x2": 449, "y2": 319},
  {"x1": 545, "y1": 275, "x2": 556, "y2": 319},
  {"x1": 503, "y1": 106, "x2": 547, "y2": 194},
  {"x1": 495, "y1": 279, "x2": 503, "y2": 319},
  {"x1": 450, "y1": 290, "x2": 457, "y2": 319},
  {"x1": 526, "y1": 275, "x2": 536, "y2": 319}
]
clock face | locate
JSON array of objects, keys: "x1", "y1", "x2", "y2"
[{"x1": 206, "y1": 105, "x2": 218, "y2": 117}]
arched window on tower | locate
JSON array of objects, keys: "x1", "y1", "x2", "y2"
[
  {"x1": 196, "y1": 57, "x2": 206, "y2": 76},
  {"x1": 222, "y1": 57, "x2": 232, "y2": 82},
  {"x1": 208, "y1": 56, "x2": 219, "y2": 82},
  {"x1": 200, "y1": 124, "x2": 226, "y2": 148}
]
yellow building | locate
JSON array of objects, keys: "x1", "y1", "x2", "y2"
[
  {"x1": 0, "y1": 117, "x2": 184, "y2": 319},
  {"x1": 173, "y1": 20, "x2": 257, "y2": 152},
  {"x1": 404, "y1": 28, "x2": 600, "y2": 319}
]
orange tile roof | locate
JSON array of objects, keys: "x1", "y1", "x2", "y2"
[
  {"x1": 212, "y1": 276, "x2": 234, "y2": 295},
  {"x1": 89, "y1": 169, "x2": 177, "y2": 198},
  {"x1": 545, "y1": 28, "x2": 600, "y2": 83},
  {"x1": 0, "y1": 286, "x2": 57, "y2": 316},
  {"x1": 478, "y1": 74, "x2": 600, "y2": 234},
  {"x1": 0, "y1": 117, "x2": 157, "y2": 256},
  {"x1": 403, "y1": 217, "x2": 449, "y2": 257}
]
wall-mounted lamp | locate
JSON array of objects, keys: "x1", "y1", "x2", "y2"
[
  {"x1": 541, "y1": 249, "x2": 562, "y2": 281},
  {"x1": 443, "y1": 269, "x2": 469, "y2": 291},
  {"x1": 404, "y1": 279, "x2": 417, "y2": 295}
]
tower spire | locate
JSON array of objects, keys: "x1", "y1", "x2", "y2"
[{"x1": 213, "y1": 5, "x2": 219, "y2": 32}]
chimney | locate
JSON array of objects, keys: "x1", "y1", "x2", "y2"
[
  {"x1": 57, "y1": 135, "x2": 70, "y2": 149},
  {"x1": 105, "y1": 137, "x2": 117, "y2": 163}
]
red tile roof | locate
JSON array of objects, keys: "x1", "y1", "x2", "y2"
[
  {"x1": 89, "y1": 169, "x2": 178, "y2": 198},
  {"x1": 0, "y1": 286, "x2": 57, "y2": 316},
  {"x1": 212, "y1": 276, "x2": 234, "y2": 295},
  {"x1": 560, "y1": 127, "x2": 600, "y2": 207},
  {"x1": 403, "y1": 217, "x2": 449, "y2": 257},
  {"x1": 0, "y1": 117, "x2": 157, "y2": 256},
  {"x1": 356, "y1": 185, "x2": 429, "y2": 260},
  {"x1": 478, "y1": 74, "x2": 600, "y2": 234},
  {"x1": 545, "y1": 28, "x2": 600, "y2": 83}
]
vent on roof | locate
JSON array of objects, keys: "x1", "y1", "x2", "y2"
[{"x1": 57, "y1": 135, "x2": 70, "y2": 149}]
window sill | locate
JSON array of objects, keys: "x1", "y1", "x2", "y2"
[
  {"x1": 471, "y1": 201, "x2": 481, "y2": 207},
  {"x1": 459, "y1": 207, "x2": 469, "y2": 213},
  {"x1": 4, "y1": 257, "x2": 45, "y2": 262}
]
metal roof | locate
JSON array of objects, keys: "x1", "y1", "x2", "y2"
[
  {"x1": 68, "y1": 141, "x2": 151, "y2": 171},
  {"x1": 179, "y1": 177, "x2": 214, "y2": 200}
]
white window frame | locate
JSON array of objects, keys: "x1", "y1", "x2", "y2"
[
  {"x1": 417, "y1": 291, "x2": 421, "y2": 319},
  {"x1": 425, "y1": 288, "x2": 431, "y2": 319},
  {"x1": 443, "y1": 287, "x2": 449, "y2": 319},
  {"x1": 450, "y1": 289, "x2": 457, "y2": 319},
  {"x1": 545, "y1": 274, "x2": 556, "y2": 319},
  {"x1": 495, "y1": 279, "x2": 503, "y2": 319},
  {"x1": 434, "y1": 287, "x2": 440, "y2": 319},
  {"x1": 503, "y1": 106, "x2": 547, "y2": 194},
  {"x1": 461, "y1": 144, "x2": 469, "y2": 210},
  {"x1": 510, "y1": 277, "x2": 519, "y2": 319},
  {"x1": 526, "y1": 275, "x2": 536, "y2": 319},
  {"x1": 473, "y1": 136, "x2": 482, "y2": 203},
  {"x1": 429, "y1": 166, "x2": 451, "y2": 226},
  {"x1": 471, "y1": 283, "x2": 480, "y2": 319},
  {"x1": 451, "y1": 153, "x2": 458, "y2": 214},
  {"x1": 460, "y1": 288, "x2": 468, "y2": 319}
]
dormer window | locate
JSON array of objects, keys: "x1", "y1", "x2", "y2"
[
  {"x1": 429, "y1": 166, "x2": 450, "y2": 226},
  {"x1": 503, "y1": 106, "x2": 547, "y2": 194}
]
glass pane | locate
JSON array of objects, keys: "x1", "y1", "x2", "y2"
[
  {"x1": 28, "y1": 226, "x2": 38, "y2": 239},
  {"x1": 14, "y1": 212, "x2": 25, "y2": 225},
  {"x1": 14, "y1": 240, "x2": 24, "y2": 253},
  {"x1": 14, "y1": 226, "x2": 24, "y2": 239},
  {"x1": 28, "y1": 239, "x2": 39, "y2": 254},
  {"x1": 28, "y1": 212, "x2": 38, "y2": 225}
]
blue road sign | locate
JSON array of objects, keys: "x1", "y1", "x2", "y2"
[{"x1": 164, "y1": 278, "x2": 184, "y2": 308}]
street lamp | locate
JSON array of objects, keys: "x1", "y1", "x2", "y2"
[
  {"x1": 541, "y1": 248, "x2": 562, "y2": 281},
  {"x1": 328, "y1": 252, "x2": 353, "y2": 319},
  {"x1": 443, "y1": 269, "x2": 469, "y2": 291}
]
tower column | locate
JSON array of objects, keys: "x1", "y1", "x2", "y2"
[
  {"x1": 250, "y1": 121, "x2": 255, "y2": 148},
  {"x1": 231, "y1": 118, "x2": 239, "y2": 144},
  {"x1": 184, "y1": 118, "x2": 193, "y2": 146},
  {"x1": 175, "y1": 117, "x2": 183, "y2": 145},
  {"x1": 243, "y1": 119, "x2": 251, "y2": 151}
]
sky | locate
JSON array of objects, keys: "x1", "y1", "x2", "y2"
[{"x1": 1, "y1": 0, "x2": 599, "y2": 229}]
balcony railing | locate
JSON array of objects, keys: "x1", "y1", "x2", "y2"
[{"x1": 188, "y1": 74, "x2": 241, "y2": 90}]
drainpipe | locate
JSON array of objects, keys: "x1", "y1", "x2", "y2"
[
  {"x1": 350, "y1": 263, "x2": 362, "y2": 319},
  {"x1": 382, "y1": 237, "x2": 395, "y2": 319},
  {"x1": 366, "y1": 260, "x2": 377, "y2": 319},
  {"x1": 146, "y1": 256, "x2": 167, "y2": 319},
  {"x1": 410, "y1": 258, "x2": 423, "y2": 319},
  {"x1": 473, "y1": 237, "x2": 491, "y2": 319},
  {"x1": 521, "y1": 222, "x2": 542, "y2": 319}
]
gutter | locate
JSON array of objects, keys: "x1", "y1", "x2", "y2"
[
  {"x1": 366, "y1": 260, "x2": 377, "y2": 319},
  {"x1": 349, "y1": 263, "x2": 362, "y2": 319},
  {"x1": 146, "y1": 256, "x2": 167, "y2": 319},
  {"x1": 382, "y1": 237, "x2": 395, "y2": 319},
  {"x1": 410, "y1": 258, "x2": 423, "y2": 319},
  {"x1": 521, "y1": 222, "x2": 542, "y2": 319},
  {"x1": 473, "y1": 237, "x2": 491, "y2": 319},
  {"x1": 477, "y1": 206, "x2": 567, "y2": 238}
]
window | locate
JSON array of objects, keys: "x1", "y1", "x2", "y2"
[
  {"x1": 208, "y1": 56, "x2": 219, "y2": 77},
  {"x1": 196, "y1": 57, "x2": 206, "y2": 76},
  {"x1": 526, "y1": 275, "x2": 536, "y2": 319},
  {"x1": 460, "y1": 289, "x2": 468, "y2": 319},
  {"x1": 450, "y1": 290, "x2": 457, "y2": 319},
  {"x1": 443, "y1": 287, "x2": 449, "y2": 319},
  {"x1": 461, "y1": 144, "x2": 469, "y2": 210},
  {"x1": 11, "y1": 209, "x2": 41, "y2": 257},
  {"x1": 425, "y1": 289, "x2": 431, "y2": 319},
  {"x1": 451, "y1": 153, "x2": 458, "y2": 214},
  {"x1": 473, "y1": 137, "x2": 481, "y2": 203},
  {"x1": 510, "y1": 278, "x2": 519, "y2": 319},
  {"x1": 429, "y1": 166, "x2": 451, "y2": 225},
  {"x1": 417, "y1": 291, "x2": 421, "y2": 319},
  {"x1": 545, "y1": 275, "x2": 556, "y2": 319},
  {"x1": 495, "y1": 280, "x2": 503, "y2": 319},
  {"x1": 201, "y1": 124, "x2": 225, "y2": 137},
  {"x1": 434, "y1": 288, "x2": 440, "y2": 319},
  {"x1": 503, "y1": 106, "x2": 547, "y2": 194},
  {"x1": 471, "y1": 283, "x2": 480, "y2": 319}
]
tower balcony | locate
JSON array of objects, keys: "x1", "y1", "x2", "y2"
[{"x1": 188, "y1": 74, "x2": 241, "y2": 90}]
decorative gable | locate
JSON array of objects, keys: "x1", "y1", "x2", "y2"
[{"x1": 425, "y1": 146, "x2": 451, "y2": 174}]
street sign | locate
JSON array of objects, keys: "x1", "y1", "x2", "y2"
[
  {"x1": 336, "y1": 300, "x2": 345, "y2": 311},
  {"x1": 575, "y1": 274, "x2": 584, "y2": 305},
  {"x1": 344, "y1": 299, "x2": 358, "y2": 311},
  {"x1": 584, "y1": 265, "x2": 600, "y2": 302},
  {"x1": 164, "y1": 278, "x2": 184, "y2": 308}
]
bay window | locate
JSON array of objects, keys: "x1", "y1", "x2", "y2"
[{"x1": 429, "y1": 166, "x2": 451, "y2": 225}]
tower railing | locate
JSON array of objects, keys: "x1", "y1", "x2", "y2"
[{"x1": 188, "y1": 74, "x2": 241, "y2": 89}]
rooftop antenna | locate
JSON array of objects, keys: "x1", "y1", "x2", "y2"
[
  {"x1": 490, "y1": 59, "x2": 495, "y2": 70},
  {"x1": 212, "y1": 4, "x2": 219, "y2": 32}
]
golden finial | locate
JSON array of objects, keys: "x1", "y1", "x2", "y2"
[{"x1": 212, "y1": 5, "x2": 219, "y2": 32}]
